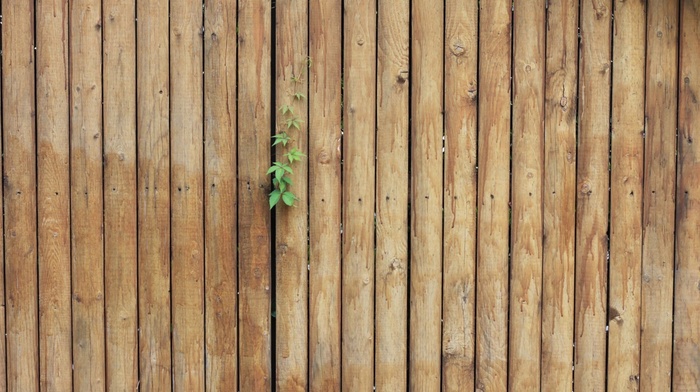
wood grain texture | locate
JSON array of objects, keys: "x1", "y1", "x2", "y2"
[
  {"x1": 275, "y1": 2, "x2": 309, "y2": 390},
  {"x1": 137, "y1": 0, "x2": 172, "y2": 388},
  {"x1": 640, "y1": 1, "x2": 679, "y2": 390},
  {"x1": 410, "y1": 1, "x2": 444, "y2": 391},
  {"x1": 36, "y1": 0, "x2": 73, "y2": 390},
  {"x1": 574, "y1": 1, "x2": 611, "y2": 390},
  {"x1": 607, "y1": 0, "x2": 645, "y2": 389},
  {"x1": 2, "y1": 2, "x2": 39, "y2": 390},
  {"x1": 442, "y1": 1, "x2": 478, "y2": 390},
  {"x1": 103, "y1": 0, "x2": 138, "y2": 389},
  {"x1": 204, "y1": 0, "x2": 238, "y2": 389},
  {"x1": 70, "y1": 0, "x2": 106, "y2": 389},
  {"x1": 170, "y1": 1, "x2": 205, "y2": 390},
  {"x1": 342, "y1": 0, "x2": 377, "y2": 389},
  {"x1": 475, "y1": 1, "x2": 511, "y2": 390},
  {"x1": 674, "y1": 1, "x2": 700, "y2": 389},
  {"x1": 0, "y1": 47, "x2": 4, "y2": 392},
  {"x1": 308, "y1": 0, "x2": 343, "y2": 388},
  {"x1": 542, "y1": 1, "x2": 578, "y2": 390},
  {"x1": 509, "y1": 1, "x2": 544, "y2": 389},
  {"x1": 376, "y1": 0, "x2": 409, "y2": 389},
  {"x1": 237, "y1": 0, "x2": 273, "y2": 389}
]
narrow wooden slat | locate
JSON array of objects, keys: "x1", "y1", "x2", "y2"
[
  {"x1": 442, "y1": 0, "x2": 478, "y2": 390},
  {"x1": 36, "y1": 0, "x2": 73, "y2": 389},
  {"x1": 70, "y1": 0, "x2": 106, "y2": 389},
  {"x1": 237, "y1": 0, "x2": 272, "y2": 389},
  {"x1": 170, "y1": 0, "x2": 205, "y2": 389},
  {"x1": 274, "y1": 1, "x2": 309, "y2": 390},
  {"x1": 0, "y1": 55, "x2": 5, "y2": 392},
  {"x1": 542, "y1": 1, "x2": 578, "y2": 389},
  {"x1": 137, "y1": 0, "x2": 172, "y2": 388},
  {"x1": 574, "y1": 0, "x2": 611, "y2": 389},
  {"x1": 375, "y1": 0, "x2": 409, "y2": 389},
  {"x1": 673, "y1": 1, "x2": 700, "y2": 389},
  {"x1": 342, "y1": 0, "x2": 376, "y2": 388},
  {"x1": 410, "y1": 1, "x2": 443, "y2": 390},
  {"x1": 640, "y1": 1, "x2": 679, "y2": 390},
  {"x1": 103, "y1": 0, "x2": 138, "y2": 389},
  {"x1": 475, "y1": 1, "x2": 511, "y2": 390},
  {"x1": 2, "y1": 2, "x2": 39, "y2": 390},
  {"x1": 509, "y1": 0, "x2": 545, "y2": 389},
  {"x1": 204, "y1": 0, "x2": 238, "y2": 389},
  {"x1": 607, "y1": 0, "x2": 645, "y2": 389},
  {"x1": 308, "y1": 0, "x2": 342, "y2": 388}
]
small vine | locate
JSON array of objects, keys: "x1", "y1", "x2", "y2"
[{"x1": 268, "y1": 58, "x2": 310, "y2": 209}]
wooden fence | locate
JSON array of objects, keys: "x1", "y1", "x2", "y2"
[{"x1": 0, "y1": 0, "x2": 698, "y2": 390}]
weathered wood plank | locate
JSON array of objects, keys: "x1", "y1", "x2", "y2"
[
  {"x1": 607, "y1": 0, "x2": 645, "y2": 389},
  {"x1": 36, "y1": 0, "x2": 73, "y2": 389},
  {"x1": 673, "y1": 1, "x2": 700, "y2": 389},
  {"x1": 238, "y1": 0, "x2": 273, "y2": 389},
  {"x1": 137, "y1": 0, "x2": 172, "y2": 388},
  {"x1": 574, "y1": 0, "x2": 611, "y2": 389},
  {"x1": 640, "y1": 1, "x2": 679, "y2": 390},
  {"x1": 476, "y1": 1, "x2": 511, "y2": 390},
  {"x1": 308, "y1": 0, "x2": 343, "y2": 388},
  {"x1": 2, "y1": 1, "x2": 39, "y2": 390},
  {"x1": 509, "y1": 1, "x2": 545, "y2": 389},
  {"x1": 204, "y1": 0, "x2": 238, "y2": 389},
  {"x1": 376, "y1": 0, "x2": 409, "y2": 389}
]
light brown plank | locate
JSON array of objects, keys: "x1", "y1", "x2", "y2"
[
  {"x1": 342, "y1": 0, "x2": 376, "y2": 388},
  {"x1": 410, "y1": 1, "x2": 443, "y2": 391},
  {"x1": 640, "y1": 1, "x2": 679, "y2": 390},
  {"x1": 375, "y1": 0, "x2": 409, "y2": 389},
  {"x1": 237, "y1": 0, "x2": 273, "y2": 389},
  {"x1": 308, "y1": 0, "x2": 342, "y2": 388},
  {"x1": 137, "y1": 0, "x2": 172, "y2": 388},
  {"x1": 574, "y1": 0, "x2": 611, "y2": 389},
  {"x1": 673, "y1": 0, "x2": 700, "y2": 389},
  {"x1": 170, "y1": 0, "x2": 205, "y2": 390},
  {"x1": 509, "y1": 0, "x2": 545, "y2": 389},
  {"x1": 103, "y1": 0, "x2": 138, "y2": 389},
  {"x1": 204, "y1": 0, "x2": 238, "y2": 389},
  {"x1": 475, "y1": 1, "x2": 511, "y2": 390},
  {"x1": 542, "y1": 0, "x2": 578, "y2": 390},
  {"x1": 607, "y1": 0, "x2": 645, "y2": 389},
  {"x1": 2, "y1": 1, "x2": 39, "y2": 390},
  {"x1": 275, "y1": 1, "x2": 309, "y2": 390},
  {"x1": 0, "y1": 54, "x2": 4, "y2": 392},
  {"x1": 70, "y1": 0, "x2": 106, "y2": 389},
  {"x1": 36, "y1": 0, "x2": 73, "y2": 390},
  {"x1": 442, "y1": 0, "x2": 478, "y2": 390}
]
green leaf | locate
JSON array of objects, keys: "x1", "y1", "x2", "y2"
[
  {"x1": 293, "y1": 92, "x2": 306, "y2": 100},
  {"x1": 278, "y1": 105, "x2": 294, "y2": 116},
  {"x1": 280, "y1": 175, "x2": 292, "y2": 185},
  {"x1": 272, "y1": 132, "x2": 290, "y2": 147},
  {"x1": 278, "y1": 180, "x2": 287, "y2": 192},
  {"x1": 275, "y1": 168, "x2": 284, "y2": 183},
  {"x1": 269, "y1": 190, "x2": 282, "y2": 209},
  {"x1": 282, "y1": 191, "x2": 297, "y2": 206},
  {"x1": 266, "y1": 165, "x2": 277, "y2": 175}
]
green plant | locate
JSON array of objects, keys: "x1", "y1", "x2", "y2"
[{"x1": 268, "y1": 60, "x2": 308, "y2": 209}]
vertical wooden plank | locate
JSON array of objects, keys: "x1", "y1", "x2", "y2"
[
  {"x1": 674, "y1": 1, "x2": 700, "y2": 389},
  {"x1": 170, "y1": 0, "x2": 205, "y2": 390},
  {"x1": 2, "y1": 1, "x2": 39, "y2": 390},
  {"x1": 410, "y1": 0, "x2": 443, "y2": 391},
  {"x1": 375, "y1": 0, "x2": 409, "y2": 389},
  {"x1": 237, "y1": 0, "x2": 272, "y2": 389},
  {"x1": 204, "y1": 0, "x2": 238, "y2": 389},
  {"x1": 274, "y1": 1, "x2": 309, "y2": 390},
  {"x1": 137, "y1": 0, "x2": 171, "y2": 388},
  {"x1": 0, "y1": 38, "x2": 5, "y2": 392},
  {"x1": 36, "y1": 0, "x2": 73, "y2": 390},
  {"x1": 640, "y1": 1, "x2": 678, "y2": 390},
  {"x1": 542, "y1": 1, "x2": 578, "y2": 390},
  {"x1": 607, "y1": 0, "x2": 645, "y2": 389},
  {"x1": 342, "y1": 0, "x2": 376, "y2": 388},
  {"x1": 509, "y1": 0, "x2": 544, "y2": 389},
  {"x1": 574, "y1": 0, "x2": 611, "y2": 389},
  {"x1": 475, "y1": 1, "x2": 511, "y2": 390},
  {"x1": 442, "y1": 0, "x2": 478, "y2": 390},
  {"x1": 308, "y1": 0, "x2": 342, "y2": 388},
  {"x1": 103, "y1": 0, "x2": 138, "y2": 389},
  {"x1": 70, "y1": 0, "x2": 106, "y2": 389}
]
